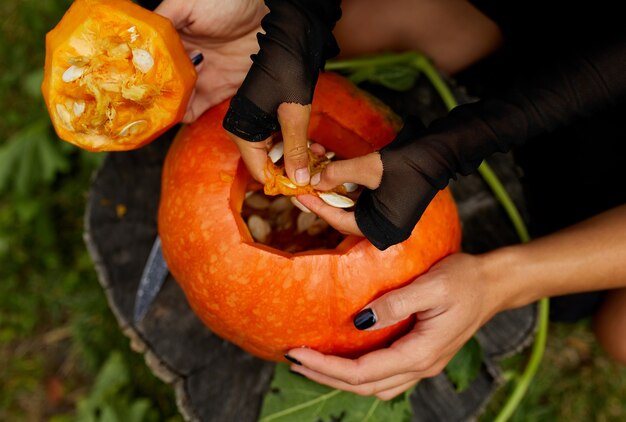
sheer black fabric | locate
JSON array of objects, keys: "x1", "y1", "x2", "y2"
[
  {"x1": 223, "y1": 0, "x2": 341, "y2": 141},
  {"x1": 356, "y1": 35, "x2": 626, "y2": 250}
]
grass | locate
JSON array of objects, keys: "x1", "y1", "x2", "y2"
[{"x1": 1, "y1": 0, "x2": 625, "y2": 421}]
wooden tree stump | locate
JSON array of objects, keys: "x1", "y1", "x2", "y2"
[{"x1": 84, "y1": 78, "x2": 537, "y2": 422}]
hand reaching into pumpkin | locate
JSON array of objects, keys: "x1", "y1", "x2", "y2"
[
  {"x1": 222, "y1": 0, "x2": 341, "y2": 186},
  {"x1": 285, "y1": 253, "x2": 498, "y2": 399}
]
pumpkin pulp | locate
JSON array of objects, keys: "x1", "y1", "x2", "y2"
[{"x1": 42, "y1": 0, "x2": 196, "y2": 152}]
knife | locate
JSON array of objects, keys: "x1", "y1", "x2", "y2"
[{"x1": 133, "y1": 235, "x2": 169, "y2": 324}]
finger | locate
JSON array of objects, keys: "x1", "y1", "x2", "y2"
[
  {"x1": 354, "y1": 274, "x2": 446, "y2": 331},
  {"x1": 312, "y1": 153, "x2": 383, "y2": 191},
  {"x1": 290, "y1": 365, "x2": 420, "y2": 397},
  {"x1": 230, "y1": 135, "x2": 271, "y2": 183},
  {"x1": 286, "y1": 346, "x2": 417, "y2": 385},
  {"x1": 295, "y1": 195, "x2": 362, "y2": 236},
  {"x1": 277, "y1": 103, "x2": 311, "y2": 186},
  {"x1": 154, "y1": 0, "x2": 193, "y2": 29},
  {"x1": 375, "y1": 380, "x2": 419, "y2": 401}
]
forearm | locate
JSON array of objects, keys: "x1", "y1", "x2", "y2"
[{"x1": 483, "y1": 204, "x2": 626, "y2": 313}]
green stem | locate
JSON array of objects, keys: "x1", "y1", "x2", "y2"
[
  {"x1": 325, "y1": 52, "x2": 419, "y2": 71},
  {"x1": 477, "y1": 162, "x2": 530, "y2": 243}
]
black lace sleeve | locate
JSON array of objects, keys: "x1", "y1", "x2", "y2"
[
  {"x1": 222, "y1": 0, "x2": 341, "y2": 141},
  {"x1": 357, "y1": 34, "x2": 626, "y2": 250}
]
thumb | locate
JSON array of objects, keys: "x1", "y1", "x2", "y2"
[
  {"x1": 353, "y1": 279, "x2": 434, "y2": 331},
  {"x1": 312, "y1": 153, "x2": 383, "y2": 191},
  {"x1": 154, "y1": 0, "x2": 192, "y2": 29},
  {"x1": 277, "y1": 102, "x2": 311, "y2": 186}
]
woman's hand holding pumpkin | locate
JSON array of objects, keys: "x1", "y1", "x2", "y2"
[
  {"x1": 154, "y1": 0, "x2": 268, "y2": 123},
  {"x1": 285, "y1": 253, "x2": 501, "y2": 399}
]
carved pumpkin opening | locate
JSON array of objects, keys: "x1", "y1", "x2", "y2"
[{"x1": 231, "y1": 108, "x2": 378, "y2": 255}]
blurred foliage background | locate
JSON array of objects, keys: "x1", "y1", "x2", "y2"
[{"x1": 0, "y1": 1, "x2": 624, "y2": 421}]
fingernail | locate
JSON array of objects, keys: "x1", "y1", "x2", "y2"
[
  {"x1": 311, "y1": 172, "x2": 320, "y2": 186},
  {"x1": 295, "y1": 168, "x2": 309, "y2": 185},
  {"x1": 191, "y1": 52, "x2": 204, "y2": 66},
  {"x1": 354, "y1": 308, "x2": 376, "y2": 330},
  {"x1": 284, "y1": 354, "x2": 302, "y2": 365}
]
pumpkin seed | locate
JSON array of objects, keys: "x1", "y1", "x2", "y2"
[
  {"x1": 68, "y1": 56, "x2": 89, "y2": 66},
  {"x1": 276, "y1": 208, "x2": 293, "y2": 230},
  {"x1": 108, "y1": 43, "x2": 131, "y2": 59},
  {"x1": 269, "y1": 196, "x2": 293, "y2": 213},
  {"x1": 268, "y1": 141, "x2": 284, "y2": 163},
  {"x1": 248, "y1": 214, "x2": 271, "y2": 243},
  {"x1": 118, "y1": 120, "x2": 147, "y2": 136},
  {"x1": 319, "y1": 192, "x2": 354, "y2": 208},
  {"x1": 343, "y1": 182, "x2": 358, "y2": 193},
  {"x1": 73, "y1": 101, "x2": 86, "y2": 117},
  {"x1": 55, "y1": 104, "x2": 74, "y2": 131},
  {"x1": 244, "y1": 192, "x2": 271, "y2": 210},
  {"x1": 62, "y1": 65, "x2": 85, "y2": 82},
  {"x1": 307, "y1": 218, "x2": 329, "y2": 236},
  {"x1": 325, "y1": 151, "x2": 335, "y2": 159},
  {"x1": 297, "y1": 211, "x2": 318, "y2": 233},
  {"x1": 290, "y1": 196, "x2": 311, "y2": 213},
  {"x1": 128, "y1": 26, "x2": 139, "y2": 42},
  {"x1": 277, "y1": 175, "x2": 297, "y2": 189},
  {"x1": 132, "y1": 48, "x2": 154, "y2": 73}
]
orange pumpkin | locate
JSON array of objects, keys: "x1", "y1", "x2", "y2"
[
  {"x1": 42, "y1": 0, "x2": 196, "y2": 152},
  {"x1": 158, "y1": 72, "x2": 462, "y2": 362}
]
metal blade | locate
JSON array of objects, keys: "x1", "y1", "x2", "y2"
[{"x1": 133, "y1": 235, "x2": 169, "y2": 324}]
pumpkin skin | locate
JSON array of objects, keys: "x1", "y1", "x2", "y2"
[
  {"x1": 42, "y1": 0, "x2": 196, "y2": 152},
  {"x1": 158, "y1": 72, "x2": 462, "y2": 362}
]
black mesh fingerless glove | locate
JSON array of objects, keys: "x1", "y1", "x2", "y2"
[
  {"x1": 223, "y1": 0, "x2": 341, "y2": 141},
  {"x1": 357, "y1": 36, "x2": 626, "y2": 251}
]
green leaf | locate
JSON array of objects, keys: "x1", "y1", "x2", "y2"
[
  {"x1": 0, "y1": 119, "x2": 69, "y2": 194},
  {"x1": 445, "y1": 337, "x2": 483, "y2": 392},
  {"x1": 76, "y1": 352, "x2": 130, "y2": 420},
  {"x1": 259, "y1": 364, "x2": 413, "y2": 422},
  {"x1": 22, "y1": 69, "x2": 44, "y2": 99},
  {"x1": 367, "y1": 65, "x2": 420, "y2": 91}
]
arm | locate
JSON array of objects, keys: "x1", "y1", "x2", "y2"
[
  {"x1": 486, "y1": 204, "x2": 626, "y2": 313},
  {"x1": 306, "y1": 33, "x2": 626, "y2": 249}
]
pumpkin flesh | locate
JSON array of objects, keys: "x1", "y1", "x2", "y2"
[
  {"x1": 42, "y1": 0, "x2": 196, "y2": 152},
  {"x1": 158, "y1": 73, "x2": 462, "y2": 362}
]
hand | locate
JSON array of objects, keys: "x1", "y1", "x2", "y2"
[
  {"x1": 285, "y1": 253, "x2": 499, "y2": 400},
  {"x1": 296, "y1": 152, "x2": 383, "y2": 235},
  {"x1": 222, "y1": 0, "x2": 341, "y2": 185},
  {"x1": 155, "y1": 0, "x2": 268, "y2": 123},
  {"x1": 231, "y1": 102, "x2": 313, "y2": 185}
]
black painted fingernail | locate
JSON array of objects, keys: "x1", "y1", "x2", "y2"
[
  {"x1": 354, "y1": 308, "x2": 376, "y2": 330},
  {"x1": 191, "y1": 53, "x2": 204, "y2": 66},
  {"x1": 284, "y1": 354, "x2": 302, "y2": 365}
]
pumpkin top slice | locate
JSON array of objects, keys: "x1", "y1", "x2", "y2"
[{"x1": 42, "y1": 0, "x2": 196, "y2": 152}]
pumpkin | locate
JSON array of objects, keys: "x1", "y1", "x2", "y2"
[
  {"x1": 158, "y1": 72, "x2": 462, "y2": 362},
  {"x1": 42, "y1": 0, "x2": 196, "y2": 152}
]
